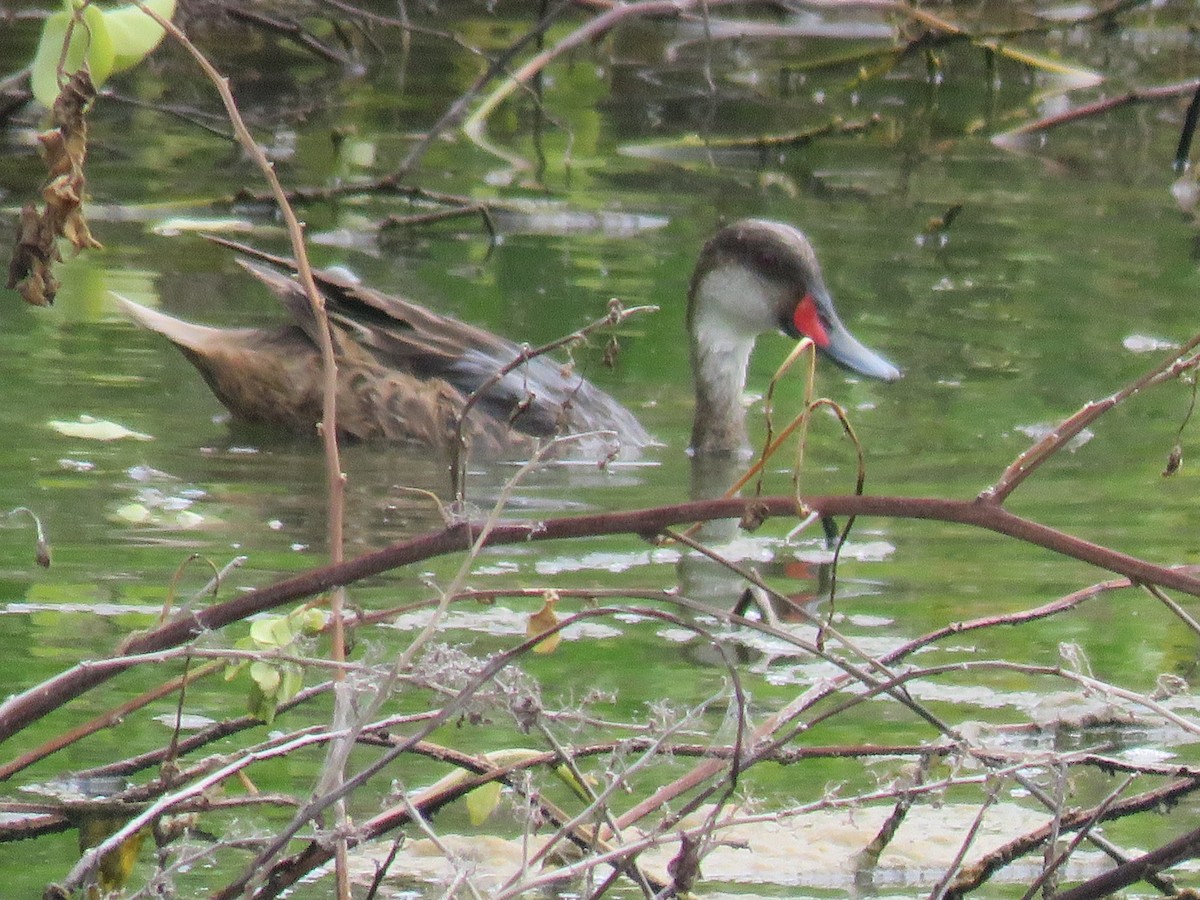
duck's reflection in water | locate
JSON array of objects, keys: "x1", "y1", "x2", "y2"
[{"x1": 675, "y1": 453, "x2": 836, "y2": 667}]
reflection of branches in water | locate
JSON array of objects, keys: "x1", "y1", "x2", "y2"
[
  {"x1": 135, "y1": 0, "x2": 1172, "y2": 249},
  {"x1": 212, "y1": 0, "x2": 1161, "y2": 194}
]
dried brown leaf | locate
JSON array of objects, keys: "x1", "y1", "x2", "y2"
[{"x1": 6, "y1": 69, "x2": 100, "y2": 307}]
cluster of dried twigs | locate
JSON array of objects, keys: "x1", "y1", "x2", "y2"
[
  {"x1": 6, "y1": 1, "x2": 1200, "y2": 899},
  {"x1": 9, "y1": 361, "x2": 1200, "y2": 897}
]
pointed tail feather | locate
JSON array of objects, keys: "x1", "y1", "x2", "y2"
[{"x1": 111, "y1": 294, "x2": 259, "y2": 352}]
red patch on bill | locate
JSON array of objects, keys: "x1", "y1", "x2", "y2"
[{"x1": 793, "y1": 294, "x2": 830, "y2": 347}]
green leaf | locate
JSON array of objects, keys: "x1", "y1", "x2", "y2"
[
  {"x1": 31, "y1": 6, "x2": 114, "y2": 108},
  {"x1": 269, "y1": 615, "x2": 298, "y2": 647},
  {"x1": 300, "y1": 608, "x2": 327, "y2": 634},
  {"x1": 103, "y1": 0, "x2": 176, "y2": 73},
  {"x1": 464, "y1": 781, "x2": 502, "y2": 826},
  {"x1": 249, "y1": 661, "x2": 281, "y2": 696},
  {"x1": 29, "y1": 0, "x2": 176, "y2": 106},
  {"x1": 249, "y1": 618, "x2": 280, "y2": 647},
  {"x1": 277, "y1": 663, "x2": 304, "y2": 705},
  {"x1": 249, "y1": 615, "x2": 300, "y2": 649},
  {"x1": 246, "y1": 680, "x2": 276, "y2": 724},
  {"x1": 552, "y1": 763, "x2": 595, "y2": 801}
]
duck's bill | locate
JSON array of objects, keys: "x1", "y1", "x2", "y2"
[
  {"x1": 789, "y1": 291, "x2": 902, "y2": 382},
  {"x1": 821, "y1": 321, "x2": 902, "y2": 382}
]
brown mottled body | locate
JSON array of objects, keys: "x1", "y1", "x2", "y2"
[{"x1": 116, "y1": 252, "x2": 644, "y2": 456}]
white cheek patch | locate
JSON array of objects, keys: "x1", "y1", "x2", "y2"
[{"x1": 693, "y1": 265, "x2": 780, "y2": 335}]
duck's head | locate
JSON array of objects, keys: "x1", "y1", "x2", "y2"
[
  {"x1": 687, "y1": 219, "x2": 900, "y2": 455},
  {"x1": 688, "y1": 219, "x2": 900, "y2": 382}
]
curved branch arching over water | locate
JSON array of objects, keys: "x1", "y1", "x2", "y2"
[{"x1": 1, "y1": 491, "x2": 1195, "y2": 746}]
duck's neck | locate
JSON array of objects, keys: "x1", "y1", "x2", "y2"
[{"x1": 688, "y1": 270, "x2": 763, "y2": 457}]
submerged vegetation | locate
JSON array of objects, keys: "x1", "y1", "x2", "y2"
[{"x1": 4, "y1": 1, "x2": 1200, "y2": 897}]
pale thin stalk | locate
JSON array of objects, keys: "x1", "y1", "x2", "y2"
[
  {"x1": 1143, "y1": 582, "x2": 1200, "y2": 638},
  {"x1": 308, "y1": 431, "x2": 622, "y2": 886},
  {"x1": 1019, "y1": 774, "x2": 1137, "y2": 900},
  {"x1": 463, "y1": 0, "x2": 754, "y2": 169},
  {"x1": 126, "y1": 5, "x2": 351, "y2": 895}
]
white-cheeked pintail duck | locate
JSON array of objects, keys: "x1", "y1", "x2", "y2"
[{"x1": 115, "y1": 220, "x2": 900, "y2": 456}]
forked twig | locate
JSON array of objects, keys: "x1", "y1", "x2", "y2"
[{"x1": 980, "y1": 339, "x2": 1200, "y2": 504}]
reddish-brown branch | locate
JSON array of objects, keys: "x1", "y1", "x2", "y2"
[
  {"x1": 128, "y1": 8, "x2": 354, "y2": 892},
  {"x1": 0, "y1": 660, "x2": 222, "y2": 782},
  {"x1": 993, "y1": 77, "x2": 1200, "y2": 148},
  {"x1": 1051, "y1": 823, "x2": 1200, "y2": 900},
  {"x1": 4, "y1": 493, "x2": 1198, "y2": 747}
]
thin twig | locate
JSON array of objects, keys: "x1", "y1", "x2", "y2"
[{"x1": 127, "y1": 5, "x2": 353, "y2": 894}]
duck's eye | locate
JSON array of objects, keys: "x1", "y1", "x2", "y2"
[{"x1": 756, "y1": 252, "x2": 779, "y2": 272}]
